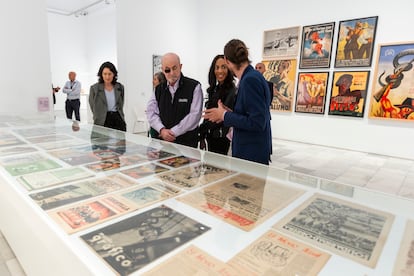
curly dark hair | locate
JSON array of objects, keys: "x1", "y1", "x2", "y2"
[
  {"x1": 207, "y1": 55, "x2": 235, "y2": 94},
  {"x1": 97, "y1": 61, "x2": 118, "y2": 85},
  {"x1": 224, "y1": 39, "x2": 251, "y2": 70}
]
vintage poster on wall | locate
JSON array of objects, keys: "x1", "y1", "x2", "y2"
[
  {"x1": 177, "y1": 173, "x2": 304, "y2": 231},
  {"x1": 228, "y1": 230, "x2": 330, "y2": 276},
  {"x1": 157, "y1": 163, "x2": 236, "y2": 190},
  {"x1": 392, "y1": 219, "x2": 414, "y2": 275},
  {"x1": 153, "y1": 54, "x2": 162, "y2": 76},
  {"x1": 273, "y1": 193, "x2": 394, "y2": 268},
  {"x1": 261, "y1": 59, "x2": 297, "y2": 112},
  {"x1": 369, "y1": 42, "x2": 414, "y2": 120},
  {"x1": 295, "y1": 72, "x2": 329, "y2": 114},
  {"x1": 299, "y1": 22, "x2": 335, "y2": 69},
  {"x1": 335, "y1": 16, "x2": 378, "y2": 68},
  {"x1": 328, "y1": 71, "x2": 370, "y2": 117},
  {"x1": 81, "y1": 205, "x2": 210, "y2": 276},
  {"x1": 262, "y1": 26, "x2": 300, "y2": 59},
  {"x1": 37, "y1": 97, "x2": 50, "y2": 112},
  {"x1": 142, "y1": 245, "x2": 238, "y2": 276}
]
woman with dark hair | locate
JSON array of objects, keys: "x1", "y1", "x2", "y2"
[
  {"x1": 203, "y1": 39, "x2": 272, "y2": 165},
  {"x1": 148, "y1": 71, "x2": 167, "y2": 138},
  {"x1": 199, "y1": 54, "x2": 236, "y2": 154},
  {"x1": 89, "y1": 61, "x2": 127, "y2": 131},
  {"x1": 152, "y1": 71, "x2": 166, "y2": 88}
]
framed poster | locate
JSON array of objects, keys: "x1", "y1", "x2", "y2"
[
  {"x1": 152, "y1": 54, "x2": 162, "y2": 75},
  {"x1": 369, "y1": 42, "x2": 414, "y2": 120},
  {"x1": 262, "y1": 26, "x2": 300, "y2": 59},
  {"x1": 328, "y1": 71, "x2": 370, "y2": 117},
  {"x1": 261, "y1": 59, "x2": 297, "y2": 112},
  {"x1": 295, "y1": 71, "x2": 329, "y2": 114},
  {"x1": 299, "y1": 22, "x2": 335, "y2": 69},
  {"x1": 335, "y1": 16, "x2": 378, "y2": 68}
]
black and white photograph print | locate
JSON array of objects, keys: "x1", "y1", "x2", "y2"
[
  {"x1": 274, "y1": 193, "x2": 394, "y2": 268},
  {"x1": 152, "y1": 54, "x2": 162, "y2": 75},
  {"x1": 262, "y1": 26, "x2": 300, "y2": 59},
  {"x1": 81, "y1": 205, "x2": 210, "y2": 276}
]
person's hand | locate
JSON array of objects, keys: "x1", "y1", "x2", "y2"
[
  {"x1": 203, "y1": 100, "x2": 228, "y2": 123},
  {"x1": 159, "y1": 128, "x2": 176, "y2": 142},
  {"x1": 220, "y1": 100, "x2": 232, "y2": 112}
]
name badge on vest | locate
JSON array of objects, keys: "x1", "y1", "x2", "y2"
[{"x1": 178, "y1": 98, "x2": 188, "y2": 103}]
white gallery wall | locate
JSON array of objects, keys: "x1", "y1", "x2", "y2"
[
  {"x1": 48, "y1": 13, "x2": 88, "y2": 111},
  {"x1": 117, "y1": 0, "x2": 414, "y2": 159},
  {"x1": 116, "y1": 0, "x2": 199, "y2": 133},
  {"x1": 48, "y1": 5, "x2": 117, "y2": 117},
  {"x1": 0, "y1": 0, "x2": 53, "y2": 118}
]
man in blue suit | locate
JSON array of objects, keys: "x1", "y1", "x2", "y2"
[{"x1": 204, "y1": 39, "x2": 272, "y2": 165}]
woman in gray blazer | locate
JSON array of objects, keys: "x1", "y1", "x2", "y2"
[{"x1": 89, "y1": 61, "x2": 126, "y2": 131}]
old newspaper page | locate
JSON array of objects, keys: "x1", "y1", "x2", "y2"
[
  {"x1": 29, "y1": 174, "x2": 136, "y2": 210},
  {"x1": 18, "y1": 167, "x2": 94, "y2": 191},
  {"x1": 178, "y1": 173, "x2": 305, "y2": 231},
  {"x1": 228, "y1": 230, "x2": 330, "y2": 276},
  {"x1": 48, "y1": 194, "x2": 135, "y2": 234},
  {"x1": 273, "y1": 193, "x2": 394, "y2": 268},
  {"x1": 81, "y1": 205, "x2": 210, "y2": 275},
  {"x1": 48, "y1": 182, "x2": 179, "y2": 234},
  {"x1": 143, "y1": 245, "x2": 238, "y2": 276},
  {"x1": 393, "y1": 219, "x2": 414, "y2": 275},
  {"x1": 157, "y1": 163, "x2": 235, "y2": 190}
]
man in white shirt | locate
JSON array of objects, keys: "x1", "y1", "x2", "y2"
[{"x1": 62, "y1": 71, "x2": 81, "y2": 121}]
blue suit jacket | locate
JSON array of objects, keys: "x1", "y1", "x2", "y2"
[{"x1": 224, "y1": 65, "x2": 272, "y2": 164}]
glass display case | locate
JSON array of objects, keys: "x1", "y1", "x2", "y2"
[{"x1": 0, "y1": 117, "x2": 413, "y2": 275}]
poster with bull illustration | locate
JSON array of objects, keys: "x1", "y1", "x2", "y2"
[{"x1": 369, "y1": 42, "x2": 414, "y2": 120}]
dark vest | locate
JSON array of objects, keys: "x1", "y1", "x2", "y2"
[{"x1": 154, "y1": 74, "x2": 199, "y2": 147}]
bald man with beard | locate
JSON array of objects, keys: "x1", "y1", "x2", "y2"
[{"x1": 146, "y1": 53, "x2": 203, "y2": 148}]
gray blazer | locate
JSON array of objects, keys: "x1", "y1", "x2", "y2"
[{"x1": 89, "y1": 82, "x2": 125, "y2": 126}]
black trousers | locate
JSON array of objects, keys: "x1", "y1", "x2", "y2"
[
  {"x1": 207, "y1": 137, "x2": 230, "y2": 155},
  {"x1": 104, "y1": 111, "x2": 126, "y2": 131},
  {"x1": 65, "y1": 99, "x2": 80, "y2": 121}
]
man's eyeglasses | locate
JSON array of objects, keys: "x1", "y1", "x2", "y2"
[{"x1": 164, "y1": 65, "x2": 178, "y2": 74}]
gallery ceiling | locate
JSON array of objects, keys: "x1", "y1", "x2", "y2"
[{"x1": 46, "y1": 0, "x2": 114, "y2": 16}]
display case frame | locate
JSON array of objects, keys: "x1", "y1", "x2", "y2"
[{"x1": 0, "y1": 118, "x2": 413, "y2": 275}]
